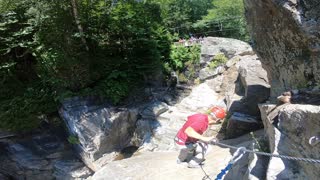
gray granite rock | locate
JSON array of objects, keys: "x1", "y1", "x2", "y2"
[
  {"x1": 59, "y1": 97, "x2": 138, "y2": 171},
  {"x1": 244, "y1": 0, "x2": 320, "y2": 97},
  {"x1": 259, "y1": 104, "x2": 320, "y2": 179}
]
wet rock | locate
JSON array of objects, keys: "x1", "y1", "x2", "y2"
[
  {"x1": 7, "y1": 144, "x2": 51, "y2": 171},
  {"x1": 32, "y1": 134, "x2": 64, "y2": 154}
]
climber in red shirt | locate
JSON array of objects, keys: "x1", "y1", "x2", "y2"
[{"x1": 174, "y1": 106, "x2": 227, "y2": 168}]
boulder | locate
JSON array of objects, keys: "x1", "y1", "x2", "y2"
[
  {"x1": 7, "y1": 143, "x2": 52, "y2": 171},
  {"x1": 259, "y1": 104, "x2": 320, "y2": 179},
  {"x1": 244, "y1": 0, "x2": 320, "y2": 97},
  {"x1": 1, "y1": 131, "x2": 89, "y2": 180},
  {"x1": 225, "y1": 112, "x2": 263, "y2": 139},
  {"x1": 178, "y1": 83, "x2": 226, "y2": 112},
  {"x1": 59, "y1": 97, "x2": 138, "y2": 171},
  {"x1": 237, "y1": 55, "x2": 270, "y2": 116},
  {"x1": 224, "y1": 142, "x2": 269, "y2": 180},
  {"x1": 0, "y1": 142, "x2": 25, "y2": 180},
  {"x1": 199, "y1": 38, "x2": 270, "y2": 139},
  {"x1": 140, "y1": 101, "x2": 169, "y2": 119},
  {"x1": 133, "y1": 108, "x2": 185, "y2": 152},
  {"x1": 200, "y1": 37, "x2": 253, "y2": 64},
  {"x1": 133, "y1": 81, "x2": 226, "y2": 152},
  {"x1": 199, "y1": 66, "x2": 225, "y2": 81}
]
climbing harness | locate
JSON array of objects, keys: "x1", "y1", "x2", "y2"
[{"x1": 201, "y1": 140, "x2": 320, "y2": 180}]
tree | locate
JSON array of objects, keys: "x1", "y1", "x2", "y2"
[
  {"x1": 70, "y1": 0, "x2": 89, "y2": 51},
  {"x1": 0, "y1": 0, "x2": 172, "y2": 131},
  {"x1": 149, "y1": 0, "x2": 212, "y2": 36},
  {"x1": 193, "y1": 0, "x2": 249, "y2": 41}
]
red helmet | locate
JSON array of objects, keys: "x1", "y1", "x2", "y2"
[{"x1": 210, "y1": 106, "x2": 226, "y2": 119}]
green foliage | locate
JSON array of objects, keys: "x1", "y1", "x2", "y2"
[
  {"x1": 68, "y1": 135, "x2": 80, "y2": 144},
  {"x1": 95, "y1": 71, "x2": 130, "y2": 104},
  {"x1": 150, "y1": 0, "x2": 212, "y2": 35},
  {"x1": 168, "y1": 44, "x2": 200, "y2": 83},
  {"x1": 250, "y1": 132, "x2": 270, "y2": 153},
  {"x1": 0, "y1": 0, "x2": 171, "y2": 131},
  {"x1": 194, "y1": 0, "x2": 249, "y2": 41},
  {"x1": 169, "y1": 45, "x2": 200, "y2": 71},
  {"x1": 0, "y1": 2, "x2": 57, "y2": 131},
  {"x1": 295, "y1": 80, "x2": 309, "y2": 89},
  {"x1": 208, "y1": 53, "x2": 228, "y2": 69},
  {"x1": 194, "y1": 78, "x2": 201, "y2": 85},
  {"x1": 0, "y1": 0, "x2": 251, "y2": 132},
  {"x1": 0, "y1": 83, "x2": 57, "y2": 131}
]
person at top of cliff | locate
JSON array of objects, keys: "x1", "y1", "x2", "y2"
[
  {"x1": 174, "y1": 106, "x2": 227, "y2": 168},
  {"x1": 277, "y1": 91, "x2": 292, "y2": 105}
]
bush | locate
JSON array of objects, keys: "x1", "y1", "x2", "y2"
[
  {"x1": 95, "y1": 71, "x2": 130, "y2": 104},
  {"x1": 193, "y1": 0, "x2": 249, "y2": 41},
  {"x1": 208, "y1": 53, "x2": 228, "y2": 69},
  {"x1": 68, "y1": 135, "x2": 80, "y2": 144},
  {"x1": 0, "y1": 84, "x2": 57, "y2": 131},
  {"x1": 167, "y1": 44, "x2": 200, "y2": 83}
]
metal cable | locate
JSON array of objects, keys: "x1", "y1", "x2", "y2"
[{"x1": 213, "y1": 141, "x2": 320, "y2": 164}]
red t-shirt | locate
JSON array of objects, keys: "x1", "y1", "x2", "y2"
[{"x1": 176, "y1": 113, "x2": 209, "y2": 144}]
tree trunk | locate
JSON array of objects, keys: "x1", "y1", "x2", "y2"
[{"x1": 70, "y1": 0, "x2": 89, "y2": 51}]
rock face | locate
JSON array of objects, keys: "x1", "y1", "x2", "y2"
[
  {"x1": 245, "y1": 1, "x2": 320, "y2": 178},
  {"x1": 57, "y1": 38, "x2": 270, "y2": 178},
  {"x1": 129, "y1": 38, "x2": 270, "y2": 152},
  {"x1": 259, "y1": 104, "x2": 320, "y2": 179},
  {"x1": 132, "y1": 84, "x2": 225, "y2": 152},
  {"x1": 226, "y1": 112, "x2": 263, "y2": 139},
  {"x1": 0, "y1": 132, "x2": 92, "y2": 180},
  {"x1": 244, "y1": 0, "x2": 320, "y2": 97},
  {"x1": 200, "y1": 38, "x2": 270, "y2": 140},
  {"x1": 90, "y1": 130, "x2": 265, "y2": 180},
  {"x1": 59, "y1": 97, "x2": 138, "y2": 171},
  {"x1": 201, "y1": 37, "x2": 253, "y2": 64},
  {"x1": 237, "y1": 57, "x2": 270, "y2": 116}
]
